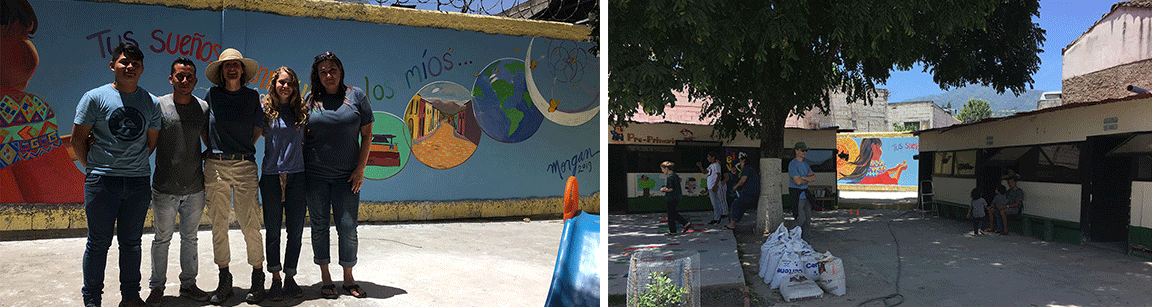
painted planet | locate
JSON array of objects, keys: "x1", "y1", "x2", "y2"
[{"x1": 471, "y1": 58, "x2": 544, "y2": 143}]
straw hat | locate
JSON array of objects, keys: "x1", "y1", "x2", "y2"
[{"x1": 205, "y1": 48, "x2": 258, "y2": 86}]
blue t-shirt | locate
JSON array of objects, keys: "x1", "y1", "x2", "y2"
[
  {"x1": 739, "y1": 164, "x2": 760, "y2": 196},
  {"x1": 205, "y1": 86, "x2": 263, "y2": 155},
  {"x1": 73, "y1": 84, "x2": 161, "y2": 177},
  {"x1": 262, "y1": 103, "x2": 305, "y2": 175},
  {"x1": 788, "y1": 158, "x2": 812, "y2": 199},
  {"x1": 304, "y1": 87, "x2": 374, "y2": 179}
]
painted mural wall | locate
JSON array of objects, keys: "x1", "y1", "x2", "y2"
[
  {"x1": 836, "y1": 134, "x2": 919, "y2": 187},
  {"x1": 1, "y1": 0, "x2": 598, "y2": 204}
]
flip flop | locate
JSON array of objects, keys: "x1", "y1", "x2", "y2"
[
  {"x1": 722, "y1": 225, "x2": 735, "y2": 230},
  {"x1": 320, "y1": 284, "x2": 339, "y2": 299},
  {"x1": 343, "y1": 284, "x2": 368, "y2": 298}
]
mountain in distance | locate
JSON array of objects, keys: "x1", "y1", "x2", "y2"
[
  {"x1": 425, "y1": 98, "x2": 468, "y2": 115},
  {"x1": 900, "y1": 85, "x2": 1049, "y2": 112}
]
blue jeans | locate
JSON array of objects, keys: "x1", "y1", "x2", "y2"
[
  {"x1": 149, "y1": 190, "x2": 206, "y2": 290},
  {"x1": 306, "y1": 175, "x2": 359, "y2": 267},
  {"x1": 82, "y1": 174, "x2": 151, "y2": 306},
  {"x1": 261, "y1": 172, "x2": 306, "y2": 276}
]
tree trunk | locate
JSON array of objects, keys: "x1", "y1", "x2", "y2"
[{"x1": 755, "y1": 106, "x2": 788, "y2": 234}]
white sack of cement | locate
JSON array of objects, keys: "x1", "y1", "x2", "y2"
[
  {"x1": 758, "y1": 224, "x2": 791, "y2": 278},
  {"x1": 770, "y1": 249, "x2": 803, "y2": 289},
  {"x1": 815, "y1": 251, "x2": 846, "y2": 296},
  {"x1": 799, "y1": 250, "x2": 821, "y2": 281},
  {"x1": 779, "y1": 272, "x2": 824, "y2": 302}
]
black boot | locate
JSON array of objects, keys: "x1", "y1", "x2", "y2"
[
  {"x1": 245, "y1": 268, "x2": 266, "y2": 303},
  {"x1": 209, "y1": 268, "x2": 233, "y2": 305}
]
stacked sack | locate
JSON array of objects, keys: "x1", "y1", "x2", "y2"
[{"x1": 757, "y1": 225, "x2": 846, "y2": 302}]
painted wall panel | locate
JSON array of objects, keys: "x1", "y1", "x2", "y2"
[
  {"x1": 835, "y1": 136, "x2": 918, "y2": 186},
  {"x1": 1135, "y1": 181, "x2": 1152, "y2": 228},
  {"x1": 930, "y1": 176, "x2": 975, "y2": 206},
  {"x1": 1016, "y1": 182, "x2": 1080, "y2": 223},
  {"x1": 2, "y1": 0, "x2": 598, "y2": 203}
]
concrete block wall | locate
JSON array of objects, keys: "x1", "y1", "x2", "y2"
[{"x1": 1062, "y1": 58, "x2": 1152, "y2": 104}]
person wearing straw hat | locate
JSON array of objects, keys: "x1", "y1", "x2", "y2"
[{"x1": 201, "y1": 48, "x2": 266, "y2": 304}]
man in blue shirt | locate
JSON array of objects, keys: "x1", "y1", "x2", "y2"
[
  {"x1": 788, "y1": 142, "x2": 817, "y2": 235},
  {"x1": 72, "y1": 42, "x2": 162, "y2": 307}
]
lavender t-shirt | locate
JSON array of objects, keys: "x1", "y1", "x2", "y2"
[{"x1": 262, "y1": 103, "x2": 304, "y2": 175}]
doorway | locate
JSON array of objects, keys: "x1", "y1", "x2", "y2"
[{"x1": 1084, "y1": 135, "x2": 1133, "y2": 243}]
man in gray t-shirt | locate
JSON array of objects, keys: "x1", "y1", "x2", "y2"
[
  {"x1": 71, "y1": 42, "x2": 161, "y2": 307},
  {"x1": 145, "y1": 58, "x2": 212, "y2": 305}
]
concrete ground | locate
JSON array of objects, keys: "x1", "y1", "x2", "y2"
[
  {"x1": 607, "y1": 212, "x2": 744, "y2": 295},
  {"x1": 611, "y1": 195, "x2": 1152, "y2": 306},
  {"x1": 0, "y1": 219, "x2": 564, "y2": 307},
  {"x1": 738, "y1": 209, "x2": 1152, "y2": 306}
]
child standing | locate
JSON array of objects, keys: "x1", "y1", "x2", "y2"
[
  {"x1": 969, "y1": 188, "x2": 987, "y2": 235},
  {"x1": 660, "y1": 161, "x2": 692, "y2": 235}
]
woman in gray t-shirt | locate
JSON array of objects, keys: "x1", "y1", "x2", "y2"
[{"x1": 303, "y1": 52, "x2": 374, "y2": 299}]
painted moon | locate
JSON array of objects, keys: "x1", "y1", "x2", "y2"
[{"x1": 524, "y1": 37, "x2": 599, "y2": 127}]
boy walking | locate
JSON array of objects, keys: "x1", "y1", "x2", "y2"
[{"x1": 660, "y1": 161, "x2": 692, "y2": 235}]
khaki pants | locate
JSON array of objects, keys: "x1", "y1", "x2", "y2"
[{"x1": 204, "y1": 158, "x2": 264, "y2": 268}]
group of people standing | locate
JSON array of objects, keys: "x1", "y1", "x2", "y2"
[
  {"x1": 660, "y1": 148, "x2": 764, "y2": 235},
  {"x1": 74, "y1": 42, "x2": 373, "y2": 307}
]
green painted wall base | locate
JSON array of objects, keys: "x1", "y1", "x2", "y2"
[
  {"x1": 1130, "y1": 226, "x2": 1152, "y2": 260},
  {"x1": 932, "y1": 201, "x2": 1081, "y2": 244}
]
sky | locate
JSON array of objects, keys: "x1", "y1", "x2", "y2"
[{"x1": 883, "y1": 0, "x2": 1117, "y2": 102}]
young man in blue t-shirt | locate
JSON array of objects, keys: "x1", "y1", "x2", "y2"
[
  {"x1": 72, "y1": 42, "x2": 162, "y2": 307},
  {"x1": 788, "y1": 142, "x2": 817, "y2": 235}
]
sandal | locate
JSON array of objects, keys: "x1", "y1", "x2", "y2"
[
  {"x1": 343, "y1": 284, "x2": 368, "y2": 298},
  {"x1": 321, "y1": 284, "x2": 339, "y2": 299},
  {"x1": 722, "y1": 225, "x2": 735, "y2": 230}
]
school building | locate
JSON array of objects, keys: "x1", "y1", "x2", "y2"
[{"x1": 916, "y1": 93, "x2": 1152, "y2": 257}]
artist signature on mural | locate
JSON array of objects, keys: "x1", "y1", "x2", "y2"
[{"x1": 546, "y1": 148, "x2": 598, "y2": 180}]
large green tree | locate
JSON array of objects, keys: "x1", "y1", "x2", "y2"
[
  {"x1": 957, "y1": 98, "x2": 993, "y2": 123},
  {"x1": 609, "y1": 0, "x2": 1044, "y2": 232}
]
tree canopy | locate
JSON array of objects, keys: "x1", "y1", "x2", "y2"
[
  {"x1": 957, "y1": 98, "x2": 993, "y2": 124},
  {"x1": 609, "y1": 0, "x2": 1045, "y2": 158}
]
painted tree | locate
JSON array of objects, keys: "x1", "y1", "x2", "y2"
[
  {"x1": 609, "y1": 0, "x2": 1044, "y2": 233},
  {"x1": 957, "y1": 98, "x2": 994, "y2": 123}
]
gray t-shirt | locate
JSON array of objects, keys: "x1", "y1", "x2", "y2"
[
  {"x1": 153, "y1": 94, "x2": 208, "y2": 195},
  {"x1": 304, "y1": 87, "x2": 374, "y2": 180},
  {"x1": 205, "y1": 86, "x2": 262, "y2": 155},
  {"x1": 73, "y1": 84, "x2": 161, "y2": 177}
]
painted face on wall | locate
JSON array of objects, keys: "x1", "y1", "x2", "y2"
[
  {"x1": 169, "y1": 63, "x2": 196, "y2": 96},
  {"x1": 871, "y1": 142, "x2": 882, "y2": 159},
  {"x1": 317, "y1": 60, "x2": 342, "y2": 94},
  {"x1": 274, "y1": 71, "x2": 295, "y2": 102},
  {"x1": 0, "y1": 21, "x2": 38, "y2": 90},
  {"x1": 222, "y1": 60, "x2": 243, "y2": 82}
]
